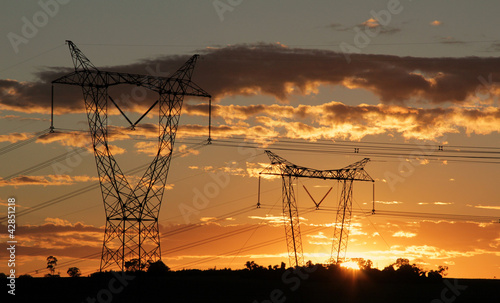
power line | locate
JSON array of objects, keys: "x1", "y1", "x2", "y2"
[
  {"x1": 169, "y1": 224, "x2": 330, "y2": 271},
  {"x1": 0, "y1": 44, "x2": 65, "y2": 73},
  {"x1": 2, "y1": 147, "x2": 87, "y2": 180},
  {"x1": 208, "y1": 138, "x2": 500, "y2": 164},
  {"x1": 0, "y1": 128, "x2": 50, "y2": 156},
  {"x1": 22, "y1": 204, "x2": 256, "y2": 276},
  {"x1": 0, "y1": 141, "x2": 207, "y2": 224},
  {"x1": 275, "y1": 205, "x2": 500, "y2": 223}
]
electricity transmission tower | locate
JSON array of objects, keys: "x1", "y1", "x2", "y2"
[
  {"x1": 258, "y1": 150, "x2": 373, "y2": 267},
  {"x1": 52, "y1": 41, "x2": 211, "y2": 271}
]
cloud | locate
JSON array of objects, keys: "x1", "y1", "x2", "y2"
[
  {"x1": 8, "y1": 98, "x2": 500, "y2": 146},
  {"x1": 0, "y1": 174, "x2": 98, "y2": 187},
  {"x1": 178, "y1": 144, "x2": 200, "y2": 157},
  {"x1": 0, "y1": 114, "x2": 48, "y2": 122},
  {"x1": 362, "y1": 18, "x2": 379, "y2": 28},
  {"x1": 0, "y1": 132, "x2": 32, "y2": 143},
  {"x1": 376, "y1": 201, "x2": 403, "y2": 205},
  {"x1": 331, "y1": 19, "x2": 400, "y2": 35},
  {"x1": 467, "y1": 204, "x2": 500, "y2": 211},
  {"x1": 0, "y1": 201, "x2": 30, "y2": 209},
  {"x1": 419, "y1": 202, "x2": 454, "y2": 206},
  {"x1": 188, "y1": 161, "x2": 272, "y2": 179},
  {"x1": 359, "y1": 18, "x2": 401, "y2": 34},
  {"x1": 187, "y1": 101, "x2": 500, "y2": 141},
  {"x1": 9, "y1": 218, "x2": 102, "y2": 242},
  {"x1": 35, "y1": 128, "x2": 141, "y2": 154},
  {"x1": 36, "y1": 131, "x2": 91, "y2": 148},
  {"x1": 392, "y1": 231, "x2": 417, "y2": 238},
  {"x1": 3, "y1": 44, "x2": 500, "y2": 115},
  {"x1": 433, "y1": 202, "x2": 453, "y2": 206},
  {"x1": 134, "y1": 141, "x2": 157, "y2": 156},
  {"x1": 306, "y1": 231, "x2": 328, "y2": 239},
  {"x1": 366, "y1": 245, "x2": 491, "y2": 262},
  {"x1": 200, "y1": 217, "x2": 217, "y2": 222},
  {"x1": 248, "y1": 215, "x2": 286, "y2": 226}
]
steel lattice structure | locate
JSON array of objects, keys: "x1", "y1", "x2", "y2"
[
  {"x1": 259, "y1": 150, "x2": 373, "y2": 266},
  {"x1": 52, "y1": 41, "x2": 210, "y2": 271}
]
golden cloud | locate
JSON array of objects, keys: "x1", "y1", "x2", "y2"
[{"x1": 0, "y1": 174, "x2": 98, "y2": 187}]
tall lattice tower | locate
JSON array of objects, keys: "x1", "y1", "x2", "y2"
[
  {"x1": 52, "y1": 41, "x2": 210, "y2": 271},
  {"x1": 259, "y1": 150, "x2": 373, "y2": 266}
]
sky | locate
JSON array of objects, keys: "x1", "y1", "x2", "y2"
[{"x1": 1, "y1": 0, "x2": 500, "y2": 279}]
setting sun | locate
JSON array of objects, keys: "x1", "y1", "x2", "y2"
[{"x1": 340, "y1": 261, "x2": 361, "y2": 271}]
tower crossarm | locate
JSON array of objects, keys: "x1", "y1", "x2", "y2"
[
  {"x1": 52, "y1": 70, "x2": 211, "y2": 98},
  {"x1": 260, "y1": 150, "x2": 373, "y2": 182},
  {"x1": 53, "y1": 41, "x2": 210, "y2": 98}
]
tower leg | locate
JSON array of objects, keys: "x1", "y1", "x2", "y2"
[
  {"x1": 330, "y1": 180, "x2": 354, "y2": 264},
  {"x1": 282, "y1": 176, "x2": 304, "y2": 267}
]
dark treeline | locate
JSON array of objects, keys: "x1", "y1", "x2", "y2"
[
  {"x1": 3, "y1": 258, "x2": 499, "y2": 303},
  {"x1": 81, "y1": 257, "x2": 449, "y2": 282}
]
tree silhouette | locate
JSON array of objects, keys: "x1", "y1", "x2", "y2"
[
  {"x1": 427, "y1": 265, "x2": 448, "y2": 279},
  {"x1": 147, "y1": 260, "x2": 170, "y2": 275},
  {"x1": 125, "y1": 258, "x2": 147, "y2": 272},
  {"x1": 244, "y1": 261, "x2": 262, "y2": 270},
  {"x1": 46, "y1": 256, "x2": 58, "y2": 276},
  {"x1": 352, "y1": 258, "x2": 373, "y2": 270},
  {"x1": 67, "y1": 267, "x2": 81, "y2": 277},
  {"x1": 394, "y1": 258, "x2": 410, "y2": 268}
]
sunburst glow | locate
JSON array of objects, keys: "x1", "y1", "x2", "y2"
[{"x1": 340, "y1": 261, "x2": 361, "y2": 270}]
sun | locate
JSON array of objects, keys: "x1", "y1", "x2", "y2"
[{"x1": 340, "y1": 261, "x2": 360, "y2": 270}]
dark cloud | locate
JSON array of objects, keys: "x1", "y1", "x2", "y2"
[{"x1": 1, "y1": 44, "x2": 500, "y2": 114}]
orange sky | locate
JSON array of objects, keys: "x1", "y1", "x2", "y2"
[
  {"x1": 2, "y1": 1, "x2": 500, "y2": 280},
  {"x1": 1, "y1": 136, "x2": 499, "y2": 278}
]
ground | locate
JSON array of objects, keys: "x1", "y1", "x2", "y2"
[{"x1": 3, "y1": 269, "x2": 500, "y2": 303}]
